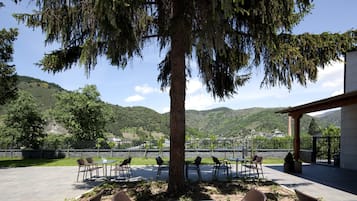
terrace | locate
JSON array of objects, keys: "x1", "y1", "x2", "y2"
[{"x1": 1, "y1": 157, "x2": 357, "y2": 201}]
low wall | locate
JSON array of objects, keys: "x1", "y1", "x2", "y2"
[
  {"x1": 0, "y1": 149, "x2": 291, "y2": 159},
  {"x1": 300, "y1": 150, "x2": 313, "y2": 163}
]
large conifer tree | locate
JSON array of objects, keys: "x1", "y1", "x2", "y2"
[
  {"x1": 14, "y1": 0, "x2": 356, "y2": 193},
  {"x1": 0, "y1": 3, "x2": 18, "y2": 105}
]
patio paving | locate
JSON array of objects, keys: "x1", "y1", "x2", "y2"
[
  {"x1": 0, "y1": 166, "x2": 101, "y2": 201},
  {"x1": 263, "y1": 164, "x2": 357, "y2": 201},
  {"x1": 1, "y1": 164, "x2": 357, "y2": 201}
]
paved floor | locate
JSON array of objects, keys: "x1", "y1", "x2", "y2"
[
  {"x1": 263, "y1": 164, "x2": 357, "y2": 201},
  {"x1": 1, "y1": 164, "x2": 357, "y2": 201},
  {"x1": 0, "y1": 166, "x2": 101, "y2": 201}
]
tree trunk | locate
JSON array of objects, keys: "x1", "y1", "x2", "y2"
[{"x1": 168, "y1": 0, "x2": 187, "y2": 194}]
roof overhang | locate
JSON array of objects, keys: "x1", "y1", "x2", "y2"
[{"x1": 277, "y1": 90, "x2": 357, "y2": 116}]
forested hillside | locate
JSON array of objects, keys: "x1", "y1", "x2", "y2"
[
  {"x1": 186, "y1": 107, "x2": 314, "y2": 137},
  {"x1": 0, "y1": 76, "x2": 340, "y2": 140},
  {"x1": 0, "y1": 76, "x2": 65, "y2": 114}
]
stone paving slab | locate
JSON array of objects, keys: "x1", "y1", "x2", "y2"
[
  {"x1": 263, "y1": 165, "x2": 357, "y2": 201},
  {"x1": 0, "y1": 167, "x2": 101, "y2": 201},
  {"x1": 1, "y1": 164, "x2": 357, "y2": 201}
]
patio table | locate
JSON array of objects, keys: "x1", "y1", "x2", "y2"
[
  {"x1": 228, "y1": 158, "x2": 250, "y2": 178},
  {"x1": 98, "y1": 159, "x2": 117, "y2": 177}
]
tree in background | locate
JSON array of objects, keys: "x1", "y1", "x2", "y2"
[
  {"x1": 4, "y1": 91, "x2": 46, "y2": 149},
  {"x1": 317, "y1": 125, "x2": 341, "y2": 159},
  {"x1": 308, "y1": 118, "x2": 321, "y2": 136},
  {"x1": 157, "y1": 136, "x2": 165, "y2": 156},
  {"x1": 14, "y1": 0, "x2": 357, "y2": 193},
  {"x1": 0, "y1": 3, "x2": 18, "y2": 105},
  {"x1": 53, "y1": 85, "x2": 111, "y2": 148},
  {"x1": 322, "y1": 125, "x2": 340, "y2": 137}
]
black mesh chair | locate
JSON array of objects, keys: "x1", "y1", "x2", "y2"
[
  {"x1": 155, "y1": 156, "x2": 169, "y2": 179},
  {"x1": 185, "y1": 156, "x2": 202, "y2": 181},
  {"x1": 110, "y1": 157, "x2": 132, "y2": 178},
  {"x1": 212, "y1": 156, "x2": 232, "y2": 178}
]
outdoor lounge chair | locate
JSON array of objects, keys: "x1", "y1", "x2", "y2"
[
  {"x1": 244, "y1": 155, "x2": 264, "y2": 178},
  {"x1": 112, "y1": 191, "x2": 132, "y2": 201},
  {"x1": 212, "y1": 156, "x2": 232, "y2": 178},
  {"x1": 241, "y1": 188, "x2": 267, "y2": 201},
  {"x1": 110, "y1": 157, "x2": 132, "y2": 178},
  {"x1": 185, "y1": 156, "x2": 202, "y2": 181},
  {"x1": 295, "y1": 189, "x2": 319, "y2": 201},
  {"x1": 155, "y1": 156, "x2": 169, "y2": 179}
]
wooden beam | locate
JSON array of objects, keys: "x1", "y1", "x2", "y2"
[{"x1": 277, "y1": 91, "x2": 357, "y2": 115}]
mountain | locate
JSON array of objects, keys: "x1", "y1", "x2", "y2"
[
  {"x1": 0, "y1": 76, "x2": 66, "y2": 115},
  {"x1": 105, "y1": 104, "x2": 169, "y2": 137},
  {"x1": 0, "y1": 76, "x2": 167, "y2": 137},
  {"x1": 0, "y1": 75, "x2": 340, "y2": 139},
  {"x1": 186, "y1": 107, "x2": 314, "y2": 137},
  {"x1": 315, "y1": 109, "x2": 341, "y2": 128}
]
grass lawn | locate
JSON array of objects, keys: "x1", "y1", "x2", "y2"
[{"x1": 0, "y1": 156, "x2": 283, "y2": 167}]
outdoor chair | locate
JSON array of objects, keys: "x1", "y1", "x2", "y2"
[
  {"x1": 295, "y1": 189, "x2": 319, "y2": 201},
  {"x1": 185, "y1": 156, "x2": 202, "y2": 181},
  {"x1": 244, "y1": 155, "x2": 264, "y2": 178},
  {"x1": 76, "y1": 158, "x2": 101, "y2": 181},
  {"x1": 85, "y1": 157, "x2": 103, "y2": 176},
  {"x1": 110, "y1": 157, "x2": 132, "y2": 178},
  {"x1": 112, "y1": 191, "x2": 132, "y2": 201},
  {"x1": 211, "y1": 156, "x2": 232, "y2": 178},
  {"x1": 155, "y1": 156, "x2": 169, "y2": 179},
  {"x1": 241, "y1": 188, "x2": 267, "y2": 201}
]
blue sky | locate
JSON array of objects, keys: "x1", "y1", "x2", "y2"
[{"x1": 1, "y1": 0, "x2": 357, "y2": 114}]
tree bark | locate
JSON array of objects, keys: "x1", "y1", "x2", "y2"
[{"x1": 168, "y1": 0, "x2": 186, "y2": 195}]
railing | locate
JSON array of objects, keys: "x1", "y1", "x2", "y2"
[
  {"x1": 312, "y1": 136, "x2": 340, "y2": 166},
  {"x1": 0, "y1": 148, "x2": 291, "y2": 159}
]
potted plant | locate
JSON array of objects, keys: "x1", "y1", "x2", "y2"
[
  {"x1": 284, "y1": 152, "x2": 302, "y2": 173},
  {"x1": 294, "y1": 159, "x2": 302, "y2": 173},
  {"x1": 284, "y1": 152, "x2": 294, "y2": 173}
]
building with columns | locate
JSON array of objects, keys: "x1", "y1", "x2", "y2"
[{"x1": 279, "y1": 50, "x2": 357, "y2": 171}]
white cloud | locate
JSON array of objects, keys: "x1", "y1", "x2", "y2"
[
  {"x1": 186, "y1": 93, "x2": 215, "y2": 110},
  {"x1": 317, "y1": 60, "x2": 344, "y2": 81},
  {"x1": 162, "y1": 106, "x2": 170, "y2": 113},
  {"x1": 125, "y1": 95, "x2": 145, "y2": 102},
  {"x1": 331, "y1": 89, "x2": 344, "y2": 96},
  {"x1": 134, "y1": 84, "x2": 157, "y2": 94},
  {"x1": 322, "y1": 78, "x2": 343, "y2": 88},
  {"x1": 187, "y1": 79, "x2": 204, "y2": 94},
  {"x1": 235, "y1": 87, "x2": 290, "y2": 102}
]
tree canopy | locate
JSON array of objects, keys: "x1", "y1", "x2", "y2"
[
  {"x1": 52, "y1": 85, "x2": 111, "y2": 148},
  {"x1": 0, "y1": 3, "x2": 18, "y2": 105},
  {"x1": 4, "y1": 91, "x2": 46, "y2": 149},
  {"x1": 13, "y1": 0, "x2": 356, "y2": 193},
  {"x1": 308, "y1": 118, "x2": 321, "y2": 136}
]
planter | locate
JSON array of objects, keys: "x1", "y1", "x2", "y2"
[
  {"x1": 283, "y1": 162, "x2": 293, "y2": 173},
  {"x1": 294, "y1": 161, "x2": 302, "y2": 173}
]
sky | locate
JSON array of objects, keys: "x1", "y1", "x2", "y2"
[{"x1": 1, "y1": 0, "x2": 357, "y2": 114}]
